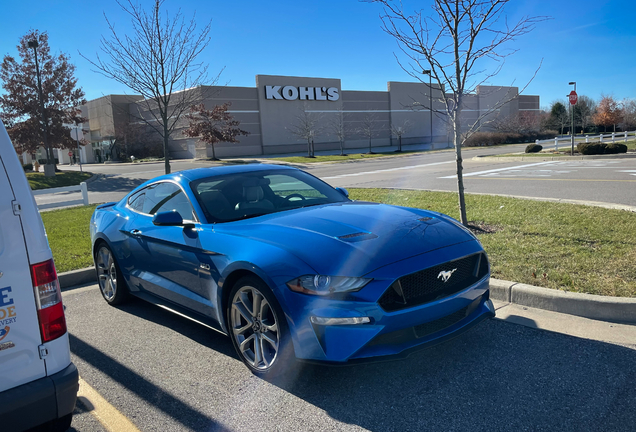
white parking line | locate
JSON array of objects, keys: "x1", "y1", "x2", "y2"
[
  {"x1": 322, "y1": 161, "x2": 455, "y2": 180},
  {"x1": 438, "y1": 161, "x2": 557, "y2": 179}
]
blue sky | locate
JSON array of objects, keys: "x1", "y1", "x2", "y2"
[{"x1": 2, "y1": 0, "x2": 635, "y2": 108}]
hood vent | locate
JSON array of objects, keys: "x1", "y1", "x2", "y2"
[{"x1": 337, "y1": 232, "x2": 378, "y2": 242}]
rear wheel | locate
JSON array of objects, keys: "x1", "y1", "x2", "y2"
[
  {"x1": 95, "y1": 244, "x2": 129, "y2": 305},
  {"x1": 227, "y1": 276, "x2": 295, "y2": 378}
]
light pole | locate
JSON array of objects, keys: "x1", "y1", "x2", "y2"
[
  {"x1": 28, "y1": 39, "x2": 55, "y2": 176},
  {"x1": 423, "y1": 70, "x2": 434, "y2": 148},
  {"x1": 569, "y1": 81, "x2": 576, "y2": 156}
]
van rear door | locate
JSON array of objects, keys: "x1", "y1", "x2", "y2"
[{"x1": 0, "y1": 148, "x2": 47, "y2": 391}]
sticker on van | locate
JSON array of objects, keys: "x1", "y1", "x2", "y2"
[{"x1": 0, "y1": 287, "x2": 17, "y2": 329}]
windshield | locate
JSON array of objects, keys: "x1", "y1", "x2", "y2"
[{"x1": 190, "y1": 169, "x2": 349, "y2": 223}]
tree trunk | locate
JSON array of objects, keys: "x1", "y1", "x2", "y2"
[
  {"x1": 398, "y1": 135, "x2": 402, "y2": 152},
  {"x1": 368, "y1": 137, "x2": 372, "y2": 153},
  {"x1": 453, "y1": 120, "x2": 468, "y2": 226},
  {"x1": 211, "y1": 143, "x2": 217, "y2": 160},
  {"x1": 340, "y1": 139, "x2": 344, "y2": 156},
  {"x1": 307, "y1": 139, "x2": 312, "y2": 157},
  {"x1": 163, "y1": 118, "x2": 171, "y2": 174}
]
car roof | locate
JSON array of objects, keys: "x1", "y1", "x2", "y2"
[
  {"x1": 133, "y1": 163, "x2": 298, "y2": 191},
  {"x1": 179, "y1": 163, "x2": 296, "y2": 182}
]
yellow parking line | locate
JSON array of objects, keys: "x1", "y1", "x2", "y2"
[
  {"x1": 472, "y1": 177, "x2": 636, "y2": 182},
  {"x1": 77, "y1": 378, "x2": 141, "y2": 432}
]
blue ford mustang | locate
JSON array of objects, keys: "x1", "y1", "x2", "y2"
[{"x1": 90, "y1": 164, "x2": 495, "y2": 377}]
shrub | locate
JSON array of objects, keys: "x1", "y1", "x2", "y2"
[
  {"x1": 525, "y1": 144, "x2": 543, "y2": 153},
  {"x1": 577, "y1": 142, "x2": 605, "y2": 155},
  {"x1": 463, "y1": 130, "x2": 559, "y2": 147},
  {"x1": 576, "y1": 142, "x2": 627, "y2": 155},
  {"x1": 605, "y1": 143, "x2": 627, "y2": 154},
  {"x1": 22, "y1": 163, "x2": 33, "y2": 171}
]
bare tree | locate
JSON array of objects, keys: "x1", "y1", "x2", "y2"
[
  {"x1": 288, "y1": 106, "x2": 322, "y2": 157},
  {"x1": 621, "y1": 98, "x2": 636, "y2": 131},
  {"x1": 358, "y1": 111, "x2": 379, "y2": 154},
  {"x1": 328, "y1": 107, "x2": 348, "y2": 156},
  {"x1": 369, "y1": 0, "x2": 544, "y2": 225},
  {"x1": 574, "y1": 95, "x2": 597, "y2": 133},
  {"x1": 391, "y1": 120, "x2": 411, "y2": 152},
  {"x1": 82, "y1": 0, "x2": 217, "y2": 174}
]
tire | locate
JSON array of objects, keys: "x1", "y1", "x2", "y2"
[
  {"x1": 227, "y1": 276, "x2": 296, "y2": 378},
  {"x1": 94, "y1": 243, "x2": 129, "y2": 306}
]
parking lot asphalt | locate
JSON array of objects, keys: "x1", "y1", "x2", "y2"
[
  {"x1": 63, "y1": 284, "x2": 636, "y2": 432},
  {"x1": 35, "y1": 144, "x2": 636, "y2": 210}
]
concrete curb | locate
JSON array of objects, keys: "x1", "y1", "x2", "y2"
[
  {"x1": 58, "y1": 267, "x2": 95, "y2": 289},
  {"x1": 84, "y1": 173, "x2": 101, "y2": 184},
  {"x1": 489, "y1": 279, "x2": 636, "y2": 324},
  {"x1": 59, "y1": 267, "x2": 636, "y2": 324}
]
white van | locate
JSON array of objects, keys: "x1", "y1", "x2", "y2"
[{"x1": 0, "y1": 122, "x2": 78, "y2": 431}]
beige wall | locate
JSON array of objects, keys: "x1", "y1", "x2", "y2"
[
  {"x1": 81, "y1": 75, "x2": 539, "y2": 160},
  {"x1": 388, "y1": 81, "x2": 446, "y2": 147},
  {"x1": 255, "y1": 74, "x2": 343, "y2": 154}
]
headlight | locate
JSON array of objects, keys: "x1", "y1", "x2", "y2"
[{"x1": 286, "y1": 275, "x2": 372, "y2": 296}]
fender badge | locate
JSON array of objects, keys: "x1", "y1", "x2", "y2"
[{"x1": 437, "y1": 269, "x2": 457, "y2": 283}]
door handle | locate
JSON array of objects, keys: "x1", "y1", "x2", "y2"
[{"x1": 130, "y1": 229, "x2": 142, "y2": 236}]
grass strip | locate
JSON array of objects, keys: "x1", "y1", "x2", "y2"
[
  {"x1": 41, "y1": 190, "x2": 636, "y2": 297},
  {"x1": 27, "y1": 171, "x2": 93, "y2": 190},
  {"x1": 41, "y1": 205, "x2": 96, "y2": 273}
]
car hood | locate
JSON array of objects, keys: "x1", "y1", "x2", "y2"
[{"x1": 216, "y1": 202, "x2": 476, "y2": 277}]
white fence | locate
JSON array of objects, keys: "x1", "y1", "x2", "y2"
[
  {"x1": 536, "y1": 131, "x2": 636, "y2": 150},
  {"x1": 32, "y1": 182, "x2": 89, "y2": 210}
]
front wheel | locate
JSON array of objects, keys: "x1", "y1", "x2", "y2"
[
  {"x1": 227, "y1": 276, "x2": 295, "y2": 378},
  {"x1": 95, "y1": 244, "x2": 129, "y2": 306}
]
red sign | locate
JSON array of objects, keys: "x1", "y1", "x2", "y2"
[{"x1": 569, "y1": 90, "x2": 578, "y2": 105}]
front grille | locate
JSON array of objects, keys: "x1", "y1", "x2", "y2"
[
  {"x1": 378, "y1": 252, "x2": 488, "y2": 312},
  {"x1": 368, "y1": 305, "x2": 470, "y2": 347},
  {"x1": 413, "y1": 305, "x2": 468, "y2": 338}
]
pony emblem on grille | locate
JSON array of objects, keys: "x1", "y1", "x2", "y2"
[{"x1": 437, "y1": 268, "x2": 457, "y2": 283}]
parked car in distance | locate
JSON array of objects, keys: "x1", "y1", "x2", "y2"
[
  {"x1": 0, "y1": 123, "x2": 78, "y2": 431},
  {"x1": 90, "y1": 164, "x2": 495, "y2": 378}
]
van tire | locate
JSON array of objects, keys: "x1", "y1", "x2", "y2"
[{"x1": 95, "y1": 244, "x2": 129, "y2": 305}]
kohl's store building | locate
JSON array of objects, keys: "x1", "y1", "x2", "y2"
[{"x1": 81, "y1": 74, "x2": 540, "y2": 161}]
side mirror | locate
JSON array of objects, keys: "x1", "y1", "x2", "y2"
[
  {"x1": 335, "y1": 187, "x2": 349, "y2": 198},
  {"x1": 153, "y1": 211, "x2": 186, "y2": 226}
]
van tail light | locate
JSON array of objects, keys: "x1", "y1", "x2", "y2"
[{"x1": 30, "y1": 259, "x2": 67, "y2": 342}]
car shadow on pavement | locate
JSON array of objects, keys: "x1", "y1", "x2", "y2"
[
  {"x1": 114, "y1": 298, "x2": 237, "y2": 359},
  {"x1": 269, "y1": 319, "x2": 636, "y2": 432},
  {"x1": 69, "y1": 333, "x2": 231, "y2": 431}
]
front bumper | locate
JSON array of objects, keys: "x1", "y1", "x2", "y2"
[
  {"x1": 0, "y1": 362, "x2": 79, "y2": 432},
  {"x1": 277, "y1": 240, "x2": 496, "y2": 363}
]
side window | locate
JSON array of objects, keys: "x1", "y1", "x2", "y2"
[
  {"x1": 127, "y1": 190, "x2": 145, "y2": 212},
  {"x1": 142, "y1": 182, "x2": 196, "y2": 221}
]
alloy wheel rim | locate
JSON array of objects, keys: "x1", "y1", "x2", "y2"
[
  {"x1": 96, "y1": 247, "x2": 117, "y2": 301},
  {"x1": 230, "y1": 286, "x2": 280, "y2": 370}
]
